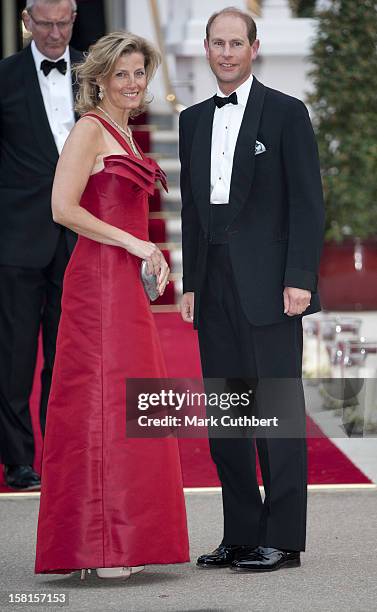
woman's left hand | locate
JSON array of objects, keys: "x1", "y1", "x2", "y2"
[{"x1": 157, "y1": 255, "x2": 170, "y2": 296}]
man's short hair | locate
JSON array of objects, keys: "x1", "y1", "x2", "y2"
[
  {"x1": 206, "y1": 6, "x2": 257, "y2": 45},
  {"x1": 26, "y1": 0, "x2": 77, "y2": 12}
]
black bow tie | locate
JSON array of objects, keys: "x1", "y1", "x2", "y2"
[
  {"x1": 214, "y1": 91, "x2": 238, "y2": 108},
  {"x1": 40, "y1": 58, "x2": 67, "y2": 77}
]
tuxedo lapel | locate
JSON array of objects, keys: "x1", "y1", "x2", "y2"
[
  {"x1": 23, "y1": 46, "x2": 59, "y2": 167},
  {"x1": 190, "y1": 97, "x2": 216, "y2": 232},
  {"x1": 228, "y1": 77, "x2": 266, "y2": 225}
]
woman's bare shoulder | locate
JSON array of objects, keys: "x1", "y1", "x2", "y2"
[
  {"x1": 63, "y1": 114, "x2": 104, "y2": 157},
  {"x1": 73, "y1": 114, "x2": 104, "y2": 137}
]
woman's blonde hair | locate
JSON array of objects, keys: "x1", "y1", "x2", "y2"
[{"x1": 74, "y1": 31, "x2": 161, "y2": 117}]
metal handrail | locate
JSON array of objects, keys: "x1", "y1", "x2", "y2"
[{"x1": 149, "y1": 0, "x2": 186, "y2": 114}]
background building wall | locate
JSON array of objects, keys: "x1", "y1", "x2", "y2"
[{"x1": 124, "y1": 0, "x2": 318, "y2": 111}]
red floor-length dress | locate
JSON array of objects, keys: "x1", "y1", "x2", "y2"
[{"x1": 35, "y1": 115, "x2": 189, "y2": 573}]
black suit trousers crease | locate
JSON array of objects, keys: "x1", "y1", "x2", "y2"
[
  {"x1": 0, "y1": 231, "x2": 70, "y2": 465},
  {"x1": 198, "y1": 244, "x2": 307, "y2": 551}
]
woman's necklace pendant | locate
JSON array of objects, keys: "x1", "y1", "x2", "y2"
[{"x1": 96, "y1": 106, "x2": 140, "y2": 156}]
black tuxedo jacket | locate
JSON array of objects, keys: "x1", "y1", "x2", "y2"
[
  {"x1": 179, "y1": 77, "x2": 325, "y2": 328},
  {"x1": 0, "y1": 44, "x2": 82, "y2": 268}
]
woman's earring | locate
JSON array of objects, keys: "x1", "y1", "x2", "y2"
[{"x1": 98, "y1": 85, "x2": 105, "y2": 101}]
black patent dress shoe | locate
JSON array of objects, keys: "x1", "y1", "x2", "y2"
[
  {"x1": 197, "y1": 544, "x2": 255, "y2": 568},
  {"x1": 231, "y1": 546, "x2": 301, "y2": 572},
  {"x1": 3, "y1": 465, "x2": 41, "y2": 491}
]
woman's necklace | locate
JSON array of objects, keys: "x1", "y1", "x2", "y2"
[{"x1": 96, "y1": 106, "x2": 140, "y2": 156}]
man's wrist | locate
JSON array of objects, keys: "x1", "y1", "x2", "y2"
[{"x1": 284, "y1": 267, "x2": 318, "y2": 292}]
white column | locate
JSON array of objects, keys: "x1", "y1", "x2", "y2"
[
  {"x1": 165, "y1": 0, "x2": 191, "y2": 45},
  {"x1": 124, "y1": 0, "x2": 171, "y2": 111},
  {"x1": 262, "y1": 0, "x2": 292, "y2": 19},
  {"x1": 188, "y1": 0, "x2": 245, "y2": 19},
  {"x1": 104, "y1": 0, "x2": 126, "y2": 31},
  {"x1": 125, "y1": 0, "x2": 169, "y2": 38},
  {"x1": 2, "y1": 0, "x2": 17, "y2": 57}
]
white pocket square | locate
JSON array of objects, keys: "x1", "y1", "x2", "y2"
[{"x1": 255, "y1": 140, "x2": 266, "y2": 155}]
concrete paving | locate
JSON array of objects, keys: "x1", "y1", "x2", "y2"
[{"x1": 0, "y1": 489, "x2": 377, "y2": 612}]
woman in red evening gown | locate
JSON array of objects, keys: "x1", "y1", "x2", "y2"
[{"x1": 34, "y1": 32, "x2": 189, "y2": 578}]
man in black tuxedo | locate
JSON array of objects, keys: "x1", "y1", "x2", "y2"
[
  {"x1": 0, "y1": 0, "x2": 81, "y2": 490},
  {"x1": 180, "y1": 8, "x2": 325, "y2": 572}
]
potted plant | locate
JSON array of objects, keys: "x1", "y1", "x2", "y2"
[
  {"x1": 289, "y1": 0, "x2": 317, "y2": 17},
  {"x1": 308, "y1": 0, "x2": 377, "y2": 310}
]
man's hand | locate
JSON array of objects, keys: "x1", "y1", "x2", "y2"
[
  {"x1": 283, "y1": 287, "x2": 311, "y2": 316},
  {"x1": 180, "y1": 292, "x2": 194, "y2": 323}
]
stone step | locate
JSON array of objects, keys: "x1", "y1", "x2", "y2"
[
  {"x1": 158, "y1": 157, "x2": 180, "y2": 187},
  {"x1": 149, "y1": 211, "x2": 180, "y2": 220},
  {"x1": 152, "y1": 129, "x2": 178, "y2": 143},
  {"x1": 158, "y1": 198, "x2": 181, "y2": 213},
  {"x1": 147, "y1": 111, "x2": 182, "y2": 303},
  {"x1": 159, "y1": 158, "x2": 180, "y2": 172},
  {"x1": 161, "y1": 187, "x2": 182, "y2": 213},
  {"x1": 149, "y1": 111, "x2": 176, "y2": 131},
  {"x1": 157, "y1": 241, "x2": 183, "y2": 275},
  {"x1": 165, "y1": 217, "x2": 181, "y2": 243},
  {"x1": 162, "y1": 186, "x2": 181, "y2": 204},
  {"x1": 170, "y1": 248, "x2": 182, "y2": 270},
  {"x1": 156, "y1": 241, "x2": 181, "y2": 251},
  {"x1": 151, "y1": 129, "x2": 179, "y2": 157}
]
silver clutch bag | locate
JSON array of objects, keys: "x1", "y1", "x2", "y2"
[{"x1": 140, "y1": 260, "x2": 159, "y2": 301}]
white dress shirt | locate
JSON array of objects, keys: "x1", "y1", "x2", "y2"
[
  {"x1": 31, "y1": 40, "x2": 75, "y2": 154},
  {"x1": 210, "y1": 73, "x2": 254, "y2": 204}
]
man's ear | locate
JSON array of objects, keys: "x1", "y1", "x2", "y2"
[
  {"x1": 204, "y1": 38, "x2": 210, "y2": 60},
  {"x1": 251, "y1": 39, "x2": 260, "y2": 60},
  {"x1": 22, "y1": 9, "x2": 32, "y2": 33}
]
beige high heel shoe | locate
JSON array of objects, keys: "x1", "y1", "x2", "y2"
[
  {"x1": 130, "y1": 566, "x2": 145, "y2": 575},
  {"x1": 80, "y1": 566, "x2": 145, "y2": 580},
  {"x1": 80, "y1": 569, "x2": 91, "y2": 580}
]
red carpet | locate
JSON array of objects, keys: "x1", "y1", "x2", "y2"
[{"x1": 0, "y1": 313, "x2": 371, "y2": 493}]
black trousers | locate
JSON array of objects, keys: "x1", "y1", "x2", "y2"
[
  {"x1": 198, "y1": 244, "x2": 307, "y2": 551},
  {"x1": 0, "y1": 231, "x2": 70, "y2": 465}
]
